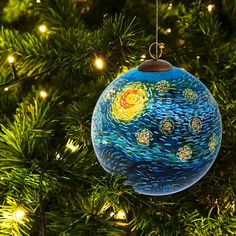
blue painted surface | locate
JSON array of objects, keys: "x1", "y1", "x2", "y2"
[{"x1": 91, "y1": 67, "x2": 222, "y2": 196}]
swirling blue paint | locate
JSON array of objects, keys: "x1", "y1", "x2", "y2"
[{"x1": 91, "y1": 67, "x2": 222, "y2": 196}]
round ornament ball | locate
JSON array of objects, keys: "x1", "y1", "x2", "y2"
[{"x1": 91, "y1": 59, "x2": 222, "y2": 196}]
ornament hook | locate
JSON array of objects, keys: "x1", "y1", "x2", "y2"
[{"x1": 149, "y1": 42, "x2": 164, "y2": 60}]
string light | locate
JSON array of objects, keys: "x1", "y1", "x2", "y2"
[
  {"x1": 178, "y1": 39, "x2": 185, "y2": 46},
  {"x1": 197, "y1": 56, "x2": 200, "y2": 60},
  {"x1": 39, "y1": 90, "x2": 48, "y2": 98},
  {"x1": 168, "y1": 3, "x2": 173, "y2": 10},
  {"x1": 66, "y1": 139, "x2": 79, "y2": 152},
  {"x1": 7, "y1": 55, "x2": 18, "y2": 79},
  {"x1": 7, "y1": 55, "x2": 15, "y2": 64},
  {"x1": 13, "y1": 208, "x2": 25, "y2": 222},
  {"x1": 94, "y1": 57, "x2": 105, "y2": 70},
  {"x1": 141, "y1": 54, "x2": 146, "y2": 62},
  {"x1": 114, "y1": 210, "x2": 126, "y2": 220},
  {"x1": 4, "y1": 87, "x2": 9, "y2": 91},
  {"x1": 207, "y1": 4, "x2": 215, "y2": 12},
  {"x1": 166, "y1": 28, "x2": 172, "y2": 34},
  {"x1": 36, "y1": 0, "x2": 41, "y2": 2},
  {"x1": 159, "y1": 43, "x2": 165, "y2": 50},
  {"x1": 39, "y1": 24, "x2": 47, "y2": 33}
]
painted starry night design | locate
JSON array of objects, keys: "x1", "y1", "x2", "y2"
[
  {"x1": 136, "y1": 128, "x2": 153, "y2": 145},
  {"x1": 91, "y1": 67, "x2": 222, "y2": 196},
  {"x1": 160, "y1": 118, "x2": 175, "y2": 134},
  {"x1": 155, "y1": 80, "x2": 170, "y2": 93}
]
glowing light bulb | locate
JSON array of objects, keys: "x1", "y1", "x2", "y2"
[
  {"x1": 178, "y1": 39, "x2": 185, "y2": 46},
  {"x1": 159, "y1": 43, "x2": 165, "y2": 50},
  {"x1": 94, "y1": 57, "x2": 105, "y2": 70},
  {"x1": 115, "y1": 210, "x2": 126, "y2": 220},
  {"x1": 140, "y1": 54, "x2": 146, "y2": 62},
  {"x1": 14, "y1": 209, "x2": 25, "y2": 221},
  {"x1": 207, "y1": 4, "x2": 215, "y2": 12},
  {"x1": 36, "y1": 0, "x2": 41, "y2": 2},
  {"x1": 4, "y1": 87, "x2": 9, "y2": 91},
  {"x1": 66, "y1": 139, "x2": 79, "y2": 152},
  {"x1": 197, "y1": 56, "x2": 200, "y2": 60},
  {"x1": 168, "y1": 3, "x2": 173, "y2": 10},
  {"x1": 166, "y1": 28, "x2": 172, "y2": 34},
  {"x1": 39, "y1": 25, "x2": 47, "y2": 33},
  {"x1": 7, "y1": 55, "x2": 15, "y2": 64},
  {"x1": 39, "y1": 90, "x2": 48, "y2": 98}
]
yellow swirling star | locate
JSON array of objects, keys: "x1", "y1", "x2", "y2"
[{"x1": 111, "y1": 83, "x2": 148, "y2": 122}]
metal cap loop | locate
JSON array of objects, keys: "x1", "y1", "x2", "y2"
[{"x1": 149, "y1": 42, "x2": 164, "y2": 60}]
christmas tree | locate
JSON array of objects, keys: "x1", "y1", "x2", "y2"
[{"x1": 0, "y1": 0, "x2": 235, "y2": 235}]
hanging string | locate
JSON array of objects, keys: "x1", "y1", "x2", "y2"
[
  {"x1": 149, "y1": 0, "x2": 163, "y2": 60},
  {"x1": 155, "y1": 0, "x2": 159, "y2": 60}
]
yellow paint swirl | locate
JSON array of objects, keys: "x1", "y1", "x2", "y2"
[{"x1": 111, "y1": 83, "x2": 147, "y2": 122}]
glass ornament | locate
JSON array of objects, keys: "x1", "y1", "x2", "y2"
[{"x1": 91, "y1": 59, "x2": 222, "y2": 196}]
